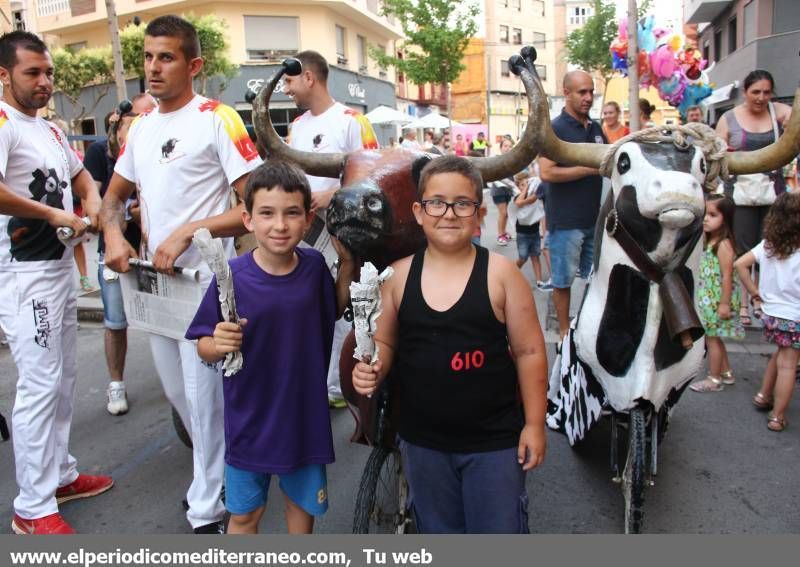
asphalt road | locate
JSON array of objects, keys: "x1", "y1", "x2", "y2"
[{"x1": 1, "y1": 203, "x2": 798, "y2": 534}]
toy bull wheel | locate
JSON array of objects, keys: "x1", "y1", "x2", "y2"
[
  {"x1": 621, "y1": 408, "x2": 647, "y2": 534},
  {"x1": 353, "y1": 446, "x2": 414, "y2": 534}
]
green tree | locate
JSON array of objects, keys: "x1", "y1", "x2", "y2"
[
  {"x1": 564, "y1": 0, "x2": 652, "y2": 99},
  {"x1": 563, "y1": 0, "x2": 617, "y2": 98},
  {"x1": 371, "y1": 0, "x2": 480, "y2": 119},
  {"x1": 120, "y1": 13, "x2": 238, "y2": 96},
  {"x1": 52, "y1": 46, "x2": 114, "y2": 130}
]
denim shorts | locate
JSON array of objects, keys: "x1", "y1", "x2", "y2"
[
  {"x1": 224, "y1": 463, "x2": 328, "y2": 516},
  {"x1": 548, "y1": 227, "x2": 594, "y2": 288},
  {"x1": 516, "y1": 231, "x2": 541, "y2": 259},
  {"x1": 399, "y1": 440, "x2": 529, "y2": 534},
  {"x1": 97, "y1": 254, "x2": 127, "y2": 330}
]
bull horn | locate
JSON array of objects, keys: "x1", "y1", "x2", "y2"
[
  {"x1": 470, "y1": 47, "x2": 605, "y2": 183},
  {"x1": 252, "y1": 58, "x2": 345, "y2": 178},
  {"x1": 726, "y1": 87, "x2": 800, "y2": 175}
]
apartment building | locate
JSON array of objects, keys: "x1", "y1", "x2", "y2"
[
  {"x1": 686, "y1": 0, "x2": 800, "y2": 124},
  {"x1": 17, "y1": 0, "x2": 402, "y2": 140},
  {"x1": 451, "y1": 0, "x2": 556, "y2": 148}
]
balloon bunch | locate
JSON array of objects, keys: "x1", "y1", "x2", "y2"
[{"x1": 609, "y1": 15, "x2": 714, "y2": 118}]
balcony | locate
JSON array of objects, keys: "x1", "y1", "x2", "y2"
[
  {"x1": 684, "y1": 0, "x2": 735, "y2": 24},
  {"x1": 707, "y1": 30, "x2": 800, "y2": 104}
]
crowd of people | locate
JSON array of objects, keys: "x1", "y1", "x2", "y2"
[{"x1": 0, "y1": 16, "x2": 798, "y2": 536}]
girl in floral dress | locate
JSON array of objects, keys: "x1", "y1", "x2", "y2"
[
  {"x1": 735, "y1": 192, "x2": 800, "y2": 431},
  {"x1": 691, "y1": 195, "x2": 745, "y2": 392}
]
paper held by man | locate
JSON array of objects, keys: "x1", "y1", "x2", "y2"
[{"x1": 117, "y1": 258, "x2": 203, "y2": 342}]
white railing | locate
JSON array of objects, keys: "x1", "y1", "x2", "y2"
[{"x1": 37, "y1": 0, "x2": 71, "y2": 18}]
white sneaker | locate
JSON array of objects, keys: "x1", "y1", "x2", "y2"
[{"x1": 107, "y1": 381, "x2": 128, "y2": 415}]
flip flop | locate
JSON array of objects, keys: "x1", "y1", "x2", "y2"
[
  {"x1": 721, "y1": 370, "x2": 735, "y2": 385},
  {"x1": 767, "y1": 414, "x2": 786, "y2": 432},
  {"x1": 752, "y1": 392, "x2": 773, "y2": 411},
  {"x1": 690, "y1": 376, "x2": 724, "y2": 392}
]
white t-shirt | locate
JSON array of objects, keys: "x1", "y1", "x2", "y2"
[
  {"x1": 752, "y1": 240, "x2": 800, "y2": 321},
  {"x1": 401, "y1": 138, "x2": 421, "y2": 150},
  {"x1": 0, "y1": 102, "x2": 84, "y2": 272},
  {"x1": 115, "y1": 95, "x2": 261, "y2": 271},
  {"x1": 289, "y1": 102, "x2": 378, "y2": 193}
]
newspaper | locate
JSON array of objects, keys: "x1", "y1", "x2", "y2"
[
  {"x1": 350, "y1": 262, "x2": 394, "y2": 364},
  {"x1": 118, "y1": 262, "x2": 203, "y2": 341},
  {"x1": 302, "y1": 211, "x2": 339, "y2": 273},
  {"x1": 193, "y1": 228, "x2": 242, "y2": 376}
]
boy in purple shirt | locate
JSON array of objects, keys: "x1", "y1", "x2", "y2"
[{"x1": 186, "y1": 162, "x2": 355, "y2": 534}]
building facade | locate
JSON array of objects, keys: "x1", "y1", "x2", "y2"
[
  {"x1": 18, "y1": 0, "x2": 402, "y2": 143},
  {"x1": 686, "y1": 0, "x2": 800, "y2": 124}
]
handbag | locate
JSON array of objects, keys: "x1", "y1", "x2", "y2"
[
  {"x1": 731, "y1": 103, "x2": 781, "y2": 206},
  {"x1": 511, "y1": 178, "x2": 545, "y2": 226}
]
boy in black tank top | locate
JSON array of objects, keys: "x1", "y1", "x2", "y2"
[{"x1": 353, "y1": 156, "x2": 548, "y2": 533}]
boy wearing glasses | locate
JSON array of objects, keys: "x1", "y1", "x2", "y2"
[{"x1": 352, "y1": 156, "x2": 548, "y2": 533}]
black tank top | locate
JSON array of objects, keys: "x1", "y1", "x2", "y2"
[{"x1": 393, "y1": 245, "x2": 522, "y2": 452}]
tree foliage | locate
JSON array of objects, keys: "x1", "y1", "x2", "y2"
[
  {"x1": 563, "y1": 0, "x2": 617, "y2": 89},
  {"x1": 52, "y1": 46, "x2": 114, "y2": 127},
  {"x1": 119, "y1": 13, "x2": 237, "y2": 95},
  {"x1": 371, "y1": 0, "x2": 480, "y2": 86},
  {"x1": 563, "y1": 0, "x2": 652, "y2": 96}
]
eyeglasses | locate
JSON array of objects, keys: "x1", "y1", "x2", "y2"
[{"x1": 420, "y1": 199, "x2": 480, "y2": 218}]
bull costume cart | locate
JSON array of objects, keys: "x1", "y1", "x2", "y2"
[{"x1": 250, "y1": 48, "x2": 800, "y2": 534}]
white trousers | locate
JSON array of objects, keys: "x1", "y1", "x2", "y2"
[
  {"x1": 149, "y1": 334, "x2": 225, "y2": 528},
  {"x1": 326, "y1": 318, "x2": 349, "y2": 399},
  {"x1": 0, "y1": 269, "x2": 80, "y2": 519}
]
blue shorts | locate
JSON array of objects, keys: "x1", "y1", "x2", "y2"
[
  {"x1": 516, "y1": 231, "x2": 541, "y2": 259},
  {"x1": 548, "y1": 227, "x2": 594, "y2": 288},
  {"x1": 399, "y1": 441, "x2": 528, "y2": 534},
  {"x1": 97, "y1": 254, "x2": 127, "y2": 330},
  {"x1": 224, "y1": 463, "x2": 328, "y2": 517}
]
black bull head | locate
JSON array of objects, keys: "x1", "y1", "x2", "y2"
[{"x1": 252, "y1": 48, "x2": 800, "y2": 270}]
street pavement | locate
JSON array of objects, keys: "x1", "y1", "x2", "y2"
[{"x1": 0, "y1": 204, "x2": 798, "y2": 534}]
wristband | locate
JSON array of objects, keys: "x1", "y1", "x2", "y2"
[{"x1": 749, "y1": 295, "x2": 762, "y2": 306}]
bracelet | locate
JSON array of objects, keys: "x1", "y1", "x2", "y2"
[{"x1": 749, "y1": 295, "x2": 762, "y2": 306}]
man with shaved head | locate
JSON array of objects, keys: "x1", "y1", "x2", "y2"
[{"x1": 539, "y1": 70, "x2": 606, "y2": 337}]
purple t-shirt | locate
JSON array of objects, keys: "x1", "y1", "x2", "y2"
[{"x1": 185, "y1": 247, "x2": 336, "y2": 473}]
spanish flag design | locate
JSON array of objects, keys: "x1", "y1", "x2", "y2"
[
  {"x1": 199, "y1": 99, "x2": 259, "y2": 161},
  {"x1": 344, "y1": 108, "x2": 379, "y2": 149},
  {"x1": 0, "y1": 109, "x2": 9, "y2": 130}
]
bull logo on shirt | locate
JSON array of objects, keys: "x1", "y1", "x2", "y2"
[
  {"x1": 160, "y1": 138, "x2": 181, "y2": 162},
  {"x1": 7, "y1": 168, "x2": 68, "y2": 262},
  {"x1": 312, "y1": 133, "x2": 324, "y2": 149}
]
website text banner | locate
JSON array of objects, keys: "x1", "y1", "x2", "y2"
[{"x1": 2, "y1": 535, "x2": 797, "y2": 567}]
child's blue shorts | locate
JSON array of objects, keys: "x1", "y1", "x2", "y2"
[{"x1": 224, "y1": 463, "x2": 328, "y2": 516}]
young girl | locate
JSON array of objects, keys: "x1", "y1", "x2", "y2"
[
  {"x1": 734, "y1": 192, "x2": 800, "y2": 432},
  {"x1": 690, "y1": 195, "x2": 745, "y2": 392}
]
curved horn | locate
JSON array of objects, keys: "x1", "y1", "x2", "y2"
[
  {"x1": 469, "y1": 47, "x2": 545, "y2": 182},
  {"x1": 252, "y1": 58, "x2": 345, "y2": 178},
  {"x1": 727, "y1": 87, "x2": 800, "y2": 175},
  {"x1": 470, "y1": 47, "x2": 605, "y2": 182}
]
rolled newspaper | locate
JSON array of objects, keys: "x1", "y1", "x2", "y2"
[
  {"x1": 192, "y1": 228, "x2": 242, "y2": 376},
  {"x1": 350, "y1": 262, "x2": 394, "y2": 365},
  {"x1": 56, "y1": 216, "x2": 91, "y2": 247}
]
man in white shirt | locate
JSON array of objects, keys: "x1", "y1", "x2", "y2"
[
  {"x1": 283, "y1": 50, "x2": 378, "y2": 408},
  {"x1": 101, "y1": 16, "x2": 261, "y2": 534},
  {"x1": 400, "y1": 128, "x2": 421, "y2": 150},
  {"x1": 0, "y1": 31, "x2": 109, "y2": 535}
]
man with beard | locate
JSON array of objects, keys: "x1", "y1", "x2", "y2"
[
  {"x1": 282, "y1": 50, "x2": 378, "y2": 408},
  {"x1": 538, "y1": 70, "x2": 606, "y2": 338},
  {"x1": 0, "y1": 31, "x2": 108, "y2": 534}
]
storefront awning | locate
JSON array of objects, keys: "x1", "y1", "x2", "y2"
[{"x1": 705, "y1": 82, "x2": 739, "y2": 106}]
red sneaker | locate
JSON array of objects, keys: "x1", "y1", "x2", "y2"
[
  {"x1": 12, "y1": 513, "x2": 75, "y2": 534},
  {"x1": 56, "y1": 474, "x2": 114, "y2": 504}
]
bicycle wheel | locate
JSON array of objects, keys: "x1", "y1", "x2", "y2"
[
  {"x1": 622, "y1": 407, "x2": 646, "y2": 534},
  {"x1": 353, "y1": 446, "x2": 411, "y2": 533}
]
